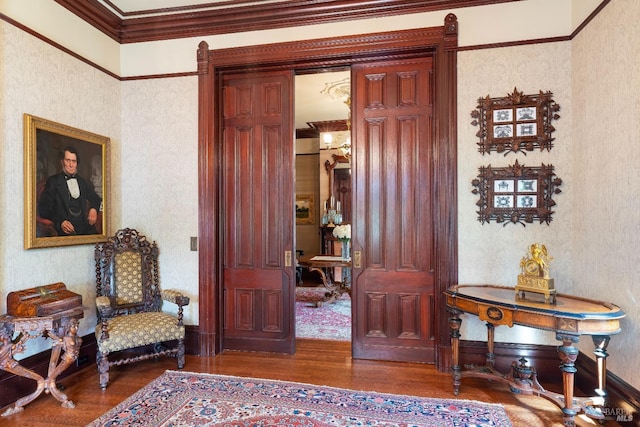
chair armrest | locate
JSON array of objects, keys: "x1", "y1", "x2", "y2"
[
  {"x1": 96, "y1": 296, "x2": 113, "y2": 317},
  {"x1": 162, "y1": 289, "x2": 190, "y2": 307}
]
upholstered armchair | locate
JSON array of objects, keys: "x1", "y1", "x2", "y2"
[{"x1": 94, "y1": 228, "x2": 190, "y2": 390}]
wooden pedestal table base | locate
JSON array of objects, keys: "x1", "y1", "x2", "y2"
[
  {"x1": 445, "y1": 284, "x2": 624, "y2": 427},
  {"x1": 299, "y1": 255, "x2": 351, "y2": 307},
  {"x1": 0, "y1": 309, "x2": 83, "y2": 416}
]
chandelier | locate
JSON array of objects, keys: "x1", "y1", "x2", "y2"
[{"x1": 321, "y1": 77, "x2": 351, "y2": 158}]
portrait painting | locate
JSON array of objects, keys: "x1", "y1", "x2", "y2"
[{"x1": 24, "y1": 114, "x2": 109, "y2": 249}]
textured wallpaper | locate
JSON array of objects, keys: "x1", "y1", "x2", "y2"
[
  {"x1": 457, "y1": 41, "x2": 572, "y2": 346},
  {"x1": 0, "y1": 22, "x2": 121, "y2": 356},
  {"x1": 120, "y1": 78, "x2": 199, "y2": 324},
  {"x1": 570, "y1": 0, "x2": 640, "y2": 389},
  {"x1": 458, "y1": 0, "x2": 640, "y2": 390}
]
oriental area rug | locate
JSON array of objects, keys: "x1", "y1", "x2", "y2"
[
  {"x1": 296, "y1": 286, "x2": 351, "y2": 341},
  {"x1": 88, "y1": 371, "x2": 513, "y2": 426}
]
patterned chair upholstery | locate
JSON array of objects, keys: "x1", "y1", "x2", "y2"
[{"x1": 94, "y1": 228, "x2": 189, "y2": 390}]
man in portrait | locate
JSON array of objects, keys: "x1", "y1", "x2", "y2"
[{"x1": 38, "y1": 146, "x2": 102, "y2": 236}]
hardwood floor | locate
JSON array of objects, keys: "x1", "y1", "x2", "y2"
[{"x1": 0, "y1": 339, "x2": 620, "y2": 426}]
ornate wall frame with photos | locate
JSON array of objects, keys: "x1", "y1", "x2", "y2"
[
  {"x1": 295, "y1": 194, "x2": 314, "y2": 225},
  {"x1": 470, "y1": 87, "x2": 560, "y2": 155},
  {"x1": 24, "y1": 114, "x2": 109, "y2": 249},
  {"x1": 471, "y1": 160, "x2": 562, "y2": 226}
]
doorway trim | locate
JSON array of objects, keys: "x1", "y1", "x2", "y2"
[{"x1": 197, "y1": 15, "x2": 458, "y2": 370}]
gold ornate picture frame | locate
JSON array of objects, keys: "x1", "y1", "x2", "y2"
[
  {"x1": 470, "y1": 87, "x2": 560, "y2": 155},
  {"x1": 295, "y1": 194, "x2": 314, "y2": 225},
  {"x1": 24, "y1": 114, "x2": 109, "y2": 249},
  {"x1": 471, "y1": 160, "x2": 562, "y2": 226}
]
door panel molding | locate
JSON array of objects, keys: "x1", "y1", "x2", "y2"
[{"x1": 197, "y1": 16, "x2": 458, "y2": 368}]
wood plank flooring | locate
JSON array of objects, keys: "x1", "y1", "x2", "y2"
[{"x1": 0, "y1": 339, "x2": 620, "y2": 426}]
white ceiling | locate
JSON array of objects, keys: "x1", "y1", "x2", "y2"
[
  {"x1": 295, "y1": 70, "x2": 350, "y2": 131},
  {"x1": 101, "y1": 0, "x2": 289, "y2": 16}
]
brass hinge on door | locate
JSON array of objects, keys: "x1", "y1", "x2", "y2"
[{"x1": 285, "y1": 250, "x2": 292, "y2": 267}]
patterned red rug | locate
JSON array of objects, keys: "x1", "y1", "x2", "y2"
[
  {"x1": 88, "y1": 371, "x2": 513, "y2": 426},
  {"x1": 296, "y1": 287, "x2": 351, "y2": 341}
]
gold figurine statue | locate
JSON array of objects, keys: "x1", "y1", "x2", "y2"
[{"x1": 516, "y1": 243, "x2": 556, "y2": 303}]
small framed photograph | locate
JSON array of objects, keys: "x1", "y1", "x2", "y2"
[
  {"x1": 516, "y1": 107, "x2": 536, "y2": 121},
  {"x1": 494, "y1": 180, "x2": 514, "y2": 193},
  {"x1": 494, "y1": 195, "x2": 513, "y2": 208},
  {"x1": 517, "y1": 195, "x2": 537, "y2": 208},
  {"x1": 24, "y1": 114, "x2": 109, "y2": 249},
  {"x1": 517, "y1": 179, "x2": 537, "y2": 192},
  {"x1": 493, "y1": 124, "x2": 513, "y2": 138},
  {"x1": 516, "y1": 123, "x2": 536, "y2": 137},
  {"x1": 493, "y1": 108, "x2": 513, "y2": 122}
]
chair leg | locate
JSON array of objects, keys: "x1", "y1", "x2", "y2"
[
  {"x1": 97, "y1": 352, "x2": 110, "y2": 390},
  {"x1": 177, "y1": 339, "x2": 186, "y2": 369}
]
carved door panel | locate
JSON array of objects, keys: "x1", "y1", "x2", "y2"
[
  {"x1": 352, "y1": 58, "x2": 436, "y2": 363},
  {"x1": 221, "y1": 70, "x2": 295, "y2": 354}
]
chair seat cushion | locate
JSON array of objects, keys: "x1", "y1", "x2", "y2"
[{"x1": 95, "y1": 311, "x2": 185, "y2": 354}]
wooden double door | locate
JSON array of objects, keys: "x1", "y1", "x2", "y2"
[{"x1": 221, "y1": 58, "x2": 437, "y2": 363}]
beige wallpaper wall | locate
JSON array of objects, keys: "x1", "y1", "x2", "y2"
[
  {"x1": 456, "y1": 0, "x2": 640, "y2": 389},
  {"x1": 457, "y1": 41, "x2": 572, "y2": 346},
  {"x1": 570, "y1": 0, "x2": 640, "y2": 389},
  {"x1": 0, "y1": 22, "x2": 121, "y2": 356},
  {"x1": 120, "y1": 78, "x2": 200, "y2": 324}
]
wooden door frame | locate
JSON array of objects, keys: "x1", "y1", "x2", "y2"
[{"x1": 197, "y1": 14, "x2": 458, "y2": 371}]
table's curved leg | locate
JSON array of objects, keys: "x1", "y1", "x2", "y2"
[
  {"x1": 0, "y1": 330, "x2": 46, "y2": 416},
  {"x1": 308, "y1": 266, "x2": 342, "y2": 306},
  {"x1": 45, "y1": 317, "x2": 81, "y2": 408},
  {"x1": 557, "y1": 334, "x2": 580, "y2": 427},
  {"x1": 449, "y1": 311, "x2": 462, "y2": 395}
]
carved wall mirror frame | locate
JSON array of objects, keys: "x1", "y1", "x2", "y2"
[
  {"x1": 471, "y1": 160, "x2": 562, "y2": 226},
  {"x1": 470, "y1": 87, "x2": 560, "y2": 155}
]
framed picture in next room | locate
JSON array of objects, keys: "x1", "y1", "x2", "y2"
[{"x1": 296, "y1": 194, "x2": 314, "y2": 225}]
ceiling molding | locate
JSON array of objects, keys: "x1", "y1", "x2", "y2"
[
  {"x1": 297, "y1": 119, "x2": 349, "y2": 138},
  {"x1": 55, "y1": 0, "x2": 516, "y2": 44},
  {"x1": 56, "y1": 0, "x2": 122, "y2": 42}
]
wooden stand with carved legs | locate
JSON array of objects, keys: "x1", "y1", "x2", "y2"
[
  {"x1": 445, "y1": 284, "x2": 624, "y2": 427},
  {"x1": 449, "y1": 312, "x2": 615, "y2": 426},
  {"x1": 0, "y1": 309, "x2": 83, "y2": 416}
]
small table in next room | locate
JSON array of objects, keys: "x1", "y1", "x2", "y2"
[
  {"x1": 298, "y1": 255, "x2": 351, "y2": 306},
  {"x1": 444, "y1": 284, "x2": 625, "y2": 427}
]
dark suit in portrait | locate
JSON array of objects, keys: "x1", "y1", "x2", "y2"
[{"x1": 37, "y1": 146, "x2": 102, "y2": 236}]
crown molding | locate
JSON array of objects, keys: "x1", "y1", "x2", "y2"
[{"x1": 55, "y1": 0, "x2": 515, "y2": 44}]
